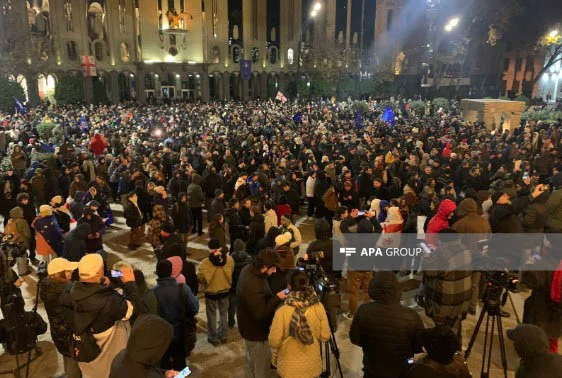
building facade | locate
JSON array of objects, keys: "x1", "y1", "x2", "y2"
[{"x1": 0, "y1": 0, "x2": 407, "y2": 105}]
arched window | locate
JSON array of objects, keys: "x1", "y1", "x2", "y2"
[
  {"x1": 232, "y1": 45, "x2": 241, "y2": 63},
  {"x1": 120, "y1": 42, "x2": 130, "y2": 62},
  {"x1": 211, "y1": 46, "x2": 221, "y2": 64},
  {"x1": 64, "y1": 0, "x2": 73, "y2": 31},
  {"x1": 66, "y1": 41, "x2": 78, "y2": 61},
  {"x1": 144, "y1": 74, "x2": 155, "y2": 90},
  {"x1": 252, "y1": 47, "x2": 259, "y2": 64},
  {"x1": 287, "y1": 48, "x2": 294, "y2": 65},
  {"x1": 269, "y1": 47, "x2": 278, "y2": 64}
]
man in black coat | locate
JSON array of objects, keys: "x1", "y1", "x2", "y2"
[
  {"x1": 350, "y1": 271, "x2": 424, "y2": 378},
  {"x1": 62, "y1": 223, "x2": 91, "y2": 262},
  {"x1": 236, "y1": 249, "x2": 285, "y2": 378},
  {"x1": 17, "y1": 192, "x2": 37, "y2": 263}
]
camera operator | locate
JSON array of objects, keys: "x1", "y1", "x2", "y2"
[
  {"x1": 350, "y1": 271, "x2": 424, "y2": 378},
  {"x1": 70, "y1": 254, "x2": 138, "y2": 378},
  {"x1": 422, "y1": 229, "x2": 472, "y2": 348},
  {"x1": 40, "y1": 258, "x2": 81, "y2": 378},
  {"x1": 306, "y1": 218, "x2": 334, "y2": 279}
]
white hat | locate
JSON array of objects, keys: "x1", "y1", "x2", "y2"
[
  {"x1": 275, "y1": 232, "x2": 292, "y2": 247},
  {"x1": 47, "y1": 258, "x2": 78, "y2": 276},
  {"x1": 78, "y1": 254, "x2": 104, "y2": 280}
]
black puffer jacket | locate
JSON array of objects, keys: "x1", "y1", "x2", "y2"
[
  {"x1": 70, "y1": 281, "x2": 138, "y2": 334},
  {"x1": 306, "y1": 218, "x2": 334, "y2": 275},
  {"x1": 39, "y1": 278, "x2": 74, "y2": 356},
  {"x1": 110, "y1": 314, "x2": 173, "y2": 378},
  {"x1": 62, "y1": 223, "x2": 91, "y2": 262},
  {"x1": 350, "y1": 272, "x2": 424, "y2": 378}
]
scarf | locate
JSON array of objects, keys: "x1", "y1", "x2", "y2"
[
  {"x1": 550, "y1": 259, "x2": 562, "y2": 303},
  {"x1": 209, "y1": 250, "x2": 227, "y2": 266},
  {"x1": 285, "y1": 287, "x2": 320, "y2": 345}
]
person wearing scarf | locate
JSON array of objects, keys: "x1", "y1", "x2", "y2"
[{"x1": 268, "y1": 270, "x2": 330, "y2": 378}]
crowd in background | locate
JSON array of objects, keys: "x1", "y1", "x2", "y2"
[{"x1": 1, "y1": 98, "x2": 562, "y2": 377}]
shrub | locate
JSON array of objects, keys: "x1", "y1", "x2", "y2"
[
  {"x1": 431, "y1": 97, "x2": 450, "y2": 111},
  {"x1": 409, "y1": 100, "x2": 426, "y2": 115},
  {"x1": 514, "y1": 95, "x2": 530, "y2": 107},
  {"x1": 36, "y1": 119, "x2": 58, "y2": 141},
  {"x1": 0, "y1": 78, "x2": 25, "y2": 112},
  {"x1": 354, "y1": 100, "x2": 370, "y2": 113}
]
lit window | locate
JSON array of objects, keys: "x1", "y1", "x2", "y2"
[{"x1": 287, "y1": 48, "x2": 294, "y2": 65}]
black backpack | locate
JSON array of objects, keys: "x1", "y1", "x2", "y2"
[{"x1": 70, "y1": 304, "x2": 101, "y2": 363}]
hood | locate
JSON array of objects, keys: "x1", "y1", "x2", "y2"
[
  {"x1": 9, "y1": 207, "x2": 23, "y2": 219},
  {"x1": 167, "y1": 256, "x2": 183, "y2": 278},
  {"x1": 314, "y1": 218, "x2": 331, "y2": 240},
  {"x1": 379, "y1": 200, "x2": 390, "y2": 212},
  {"x1": 73, "y1": 223, "x2": 91, "y2": 240},
  {"x1": 125, "y1": 314, "x2": 173, "y2": 366},
  {"x1": 176, "y1": 192, "x2": 187, "y2": 204},
  {"x1": 69, "y1": 281, "x2": 103, "y2": 302},
  {"x1": 39, "y1": 278, "x2": 67, "y2": 303},
  {"x1": 385, "y1": 206, "x2": 403, "y2": 224},
  {"x1": 507, "y1": 324, "x2": 549, "y2": 359},
  {"x1": 192, "y1": 174, "x2": 202, "y2": 185},
  {"x1": 369, "y1": 198, "x2": 381, "y2": 217},
  {"x1": 456, "y1": 198, "x2": 478, "y2": 218},
  {"x1": 368, "y1": 271, "x2": 401, "y2": 304},
  {"x1": 436, "y1": 199, "x2": 456, "y2": 220},
  {"x1": 72, "y1": 190, "x2": 85, "y2": 202}
]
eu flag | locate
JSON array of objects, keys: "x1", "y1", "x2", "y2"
[
  {"x1": 355, "y1": 111, "x2": 364, "y2": 128},
  {"x1": 240, "y1": 60, "x2": 252, "y2": 81},
  {"x1": 293, "y1": 112, "x2": 303, "y2": 123},
  {"x1": 14, "y1": 98, "x2": 27, "y2": 115},
  {"x1": 382, "y1": 106, "x2": 395, "y2": 126}
]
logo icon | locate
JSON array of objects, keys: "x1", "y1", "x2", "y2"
[{"x1": 339, "y1": 247, "x2": 356, "y2": 257}]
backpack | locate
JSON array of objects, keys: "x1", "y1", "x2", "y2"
[
  {"x1": 4, "y1": 220, "x2": 19, "y2": 241},
  {"x1": 70, "y1": 303, "x2": 101, "y2": 363}
]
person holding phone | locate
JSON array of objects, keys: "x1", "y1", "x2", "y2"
[{"x1": 268, "y1": 270, "x2": 331, "y2": 378}]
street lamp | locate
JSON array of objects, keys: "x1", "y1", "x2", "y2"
[
  {"x1": 549, "y1": 29, "x2": 560, "y2": 38},
  {"x1": 310, "y1": 2, "x2": 322, "y2": 18},
  {"x1": 444, "y1": 17, "x2": 460, "y2": 32},
  {"x1": 313, "y1": 2, "x2": 322, "y2": 11}
]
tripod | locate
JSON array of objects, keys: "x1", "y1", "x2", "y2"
[
  {"x1": 0, "y1": 278, "x2": 43, "y2": 378},
  {"x1": 320, "y1": 325, "x2": 344, "y2": 378},
  {"x1": 464, "y1": 295, "x2": 508, "y2": 378}
]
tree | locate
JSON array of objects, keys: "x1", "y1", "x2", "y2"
[
  {"x1": 432, "y1": 97, "x2": 450, "y2": 111},
  {"x1": 311, "y1": 75, "x2": 332, "y2": 98},
  {"x1": 336, "y1": 76, "x2": 356, "y2": 99},
  {"x1": 55, "y1": 75, "x2": 84, "y2": 104},
  {"x1": 409, "y1": 100, "x2": 425, "y2": 115},
  {"x1": 0, "y1": 78, "x2": 25, "y2": 112}
]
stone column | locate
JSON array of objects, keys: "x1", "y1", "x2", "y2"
[
  {"x1": 26, "y1": 73, "x2": 41, "y2": 107},
  {"x1": 110, "y1": 71, "x2": 120, "y2": 104},
  {"x1": 137, "y1": 71, "x2": 146, "y2": 104},
  {"x1": 223, "y1": 73, "x2": 230, "y2": 100},
  {"x1": 242, "y1": 79, "x2": 249, "y2": 101},
  {"x1": 201, "y1": 74, "x2": 210, "y2": 103}
]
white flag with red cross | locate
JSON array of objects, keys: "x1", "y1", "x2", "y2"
[
  {"x1": 275, "y1": 91, "x2": 287, "y2": 103},
  {"x1": 80, "y1": 56, "x2": 97, "y2": 77}
]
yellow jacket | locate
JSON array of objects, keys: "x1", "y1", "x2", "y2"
[
  {"x1": 268, "y1": 302, "x2": 331, "y2": 378},
  {"x1": 198, "y1": 255, "x2": 234, "y2": 295}
]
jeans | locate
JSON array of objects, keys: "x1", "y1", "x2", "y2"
[
  {"x1": 244, "y1": 340, "x2": 274, "y2": 378},
  {"x1": 348, "y1": 271, "x2": 372, "y2": 316},
  {"x1": 306, "y1": 196, "x2": 316, "y2": 217},
  {"x1": 191, "y1": 207, "x2": 203, "y2": 234},
  {"x1": 161, "y1": 337, "x2": 187, "y2": 371},
  {"x1": 206, "y1": 295, "x2": 229, "y2": 342}
]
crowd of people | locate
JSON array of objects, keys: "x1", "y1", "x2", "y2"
[{"x1": 1, "y1": 97, "x2": 562, "y2": 378}]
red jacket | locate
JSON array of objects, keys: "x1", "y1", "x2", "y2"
[
  {"x1": 90, "y1": 133, "x2": 107, "y2": 155},
  {"x1": 425, "y1": 199, "x2": 457, "y2": 249},
  {"x1": 274, "y1": 204, "x2": 292, "y2": 226}
]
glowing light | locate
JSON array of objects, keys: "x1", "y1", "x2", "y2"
[
  {"x1": 176, "y1": 74, "x2": 181, "y2": 78},
  {"x1": 153, "y1": 129, "x2": 163, "y2": 137},
  {"x1": 129, "y1": 73, "x2": 134, "y2": 78},
  {"x1": 313, "y1": 2, "x2": 322, "y2": 11},
  {"x1": 164, "y1": 55, "x2": 176, "y2": 63},
  {"x1": 549, "y1": 29, "x2": 559, "y2": 38},
  {"x1": 445, "y1": 17, "x2": 460, "y2": 32},
  {"x1": 310, "y1": 10, "x2": 317, "y2": 18}
]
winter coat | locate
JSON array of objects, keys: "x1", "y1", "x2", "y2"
[
  {"x1": 54, "y1": 209, "x2": 71, "y2": 234},
  {"x1": 69, "y1": 191, "x2": 85, "y2": 220},
  {"x1": 78, "y1": 214, "x2": 105, "y2": 253},
  {"x1": 231, "y1": 250, "x2": 252, "y2": 294},
  {"x1": 6, "y1": 207, "x2": 31, "y2": 249},
  {"x1": 110, "y1": 314, "x2": 173, "y2": 378},
  {"x1": 226, "y1": 208, "x2": 246, "y2": 243},
  {"x1": 269, "y1": 301, "x2": 331, "y2": 378},
  {"x1": 274, "y1": 204, "x2": 292, "y2": 226},
  {"x1": 32, "y1": 215, "x2": 64, "y2": 256},
  {"x1": 170, "y1": 195, "x2": 192, "y2": 233},
  {"x1": 546, "y1": 189, "x2": 562, "y2": 232},
  {"x1": 62, "y1": 223, "x2": 91, "y2": 262},
  {"x1": 452, "y1": 198, "x2": 492, "y2": 250},
  {"x1": 151, "y1": 277, "x2": 199, "y2": 338},
  {"x1": 349, "y1": 272, "x2": 424, "y2": 378},
  {"x1": 30, "y1": 173, "x2": 47, "y2": 204},
  {"x1": 425, "y1": 199, "x2": 456, "y2": 249},
  {"x1": 489, "y1": 204, "x2": 523, "y2": 233},
  {"x1": 124, "y1": 200, "x2": 144, "y2": 228},
  {"x1": 522, "y1": 257, "x2": 562, "y2": 339},
  {"x1": 264, "y1": 209, "x2": 277, "y2": 233},
  {"x1": 408, "y1": 354, "x2": 472, "y2": 378},
  {"x1": 198, "y1": 254, "x2": 234, "y2": 296},
  {"x1": 39, "y1": 278, "x2": 74, "y2": 357},
  {"x1": 236, "y1": 263, "x2": 283, "y2": 341},
  {"x1": 209, "y1": 223, "x2": 227, "y2": 249},
  {"x1": 306, "y1": 219, "x2": 334, "y2": 275},
  {"x1": 423, "y1": 239, "x2": 472, "y2": 322},
  {"x1": 90, "y1": 134, "x2": 107, "y2": 155},
  {"x1": 520, "y1": 192, "x2": 549, "y2": 233},
  {"x1": 186, "y1": 174, "x2": 205, "y2": 208},
  {"x1": 210, "y1": 197, "x2": 225, "y2": 219}
]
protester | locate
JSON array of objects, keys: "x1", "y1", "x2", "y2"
[
  {"x1": 228, "y1": 239, "x2": 252, "y2": 328},
  {"x1": 237, "y1": 249, "x2": 286, "y2": 378},
  {"x1": 32, "y1": 205, "x2": 64, "y2": 263},
  {"x1": 187, "y1": 174, "x2": 205, "y2": 236},
  {"x1": 124, "y1": 191, "x2": 145, "y2": 250},
  {"x1": 268, "y1": 270, "x2": 331, "y2": 378},
  {"x1": 152, "y1": 259, "x2": 199, "y2": 371},
  {"x1": 350, "y1": 271, "x2": 424, "y2": 378}
]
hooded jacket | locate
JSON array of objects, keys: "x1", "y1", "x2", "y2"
[
  {"x1": 508, "y1": 324, "x2": 562, "y2": 378},
  {"x1": 452, "y1": 198, "x2": 492, "y2": 250},
  {"x1": 170, "y1": 193, "x2": 192, "y2": 233},
  {"x1": 307, "y1": 219, "x2": 334, "y2": 275},
  {"x1": 109, "y1": 314, "x2": 174, "y2": 378},
  {"x1": 425, "y1": 199, "x2": 457, "y2": 249},
  {"x1": 6, "y1": 207, "x2": 31, "y2": 249},
  {"x1": 62, "y1": 223, "x2": 91, "y2": 262},
  {"x1": 350, "y1": 272, "x2": 424, "y2": 378}
]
